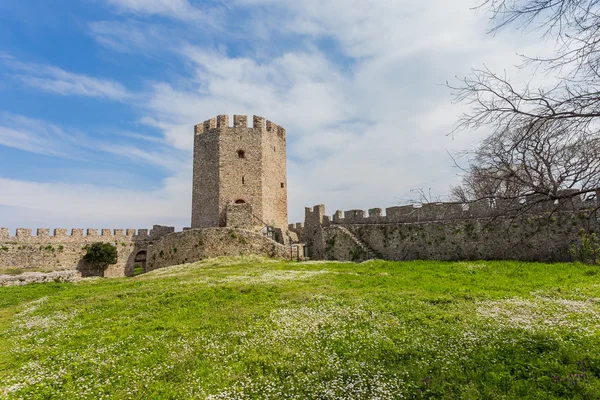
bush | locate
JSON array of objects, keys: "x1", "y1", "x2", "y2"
[
  {"x1": 571, "y1": 229, "x2": 600, "y2": 264},
  {"x1": 83, "y1": 243, "x2": 118, "y2": 269}
]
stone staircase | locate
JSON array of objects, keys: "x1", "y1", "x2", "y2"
[{"x1": 331, "y1": 225, "x2": 377, "y2": 261}]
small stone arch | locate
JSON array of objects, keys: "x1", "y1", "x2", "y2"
[
  {"x1": 134, "y1": 250, "x2": 147, "y2": 275},
  {"x1": 235, "y1": 199, "x2": 246, "y2": 204}
]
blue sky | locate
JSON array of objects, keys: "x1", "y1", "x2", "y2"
[{"x1": 0, "y1": 0, "x2": 546, "y2": 231}]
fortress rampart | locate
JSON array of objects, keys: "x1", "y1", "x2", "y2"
[
  {"x1": 0, "y1": 227, "x2": 173, "y2": 242},
  {"x1": 0, "y1": 226, "x2": 174, "y2": 278},
  {"x1": 0, "y1": 224, "x2": 304, "y2": 280},
  {"x1": 290, "y1": 193, "x2": 595, "y2": 234},
  {"x1": 296, "y1": 195, "x2": 600, "y2": 262}
]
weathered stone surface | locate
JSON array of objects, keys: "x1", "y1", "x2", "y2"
[
  {"x1": 0, "y1": 225, "x2": 174, "y2": 277},
  {"x1": 299, "y1": 204, "x2": 600, "y2": 262},
  {"x1": 147, "y1": 228, "x2": 304, "y2": 271},
  {"x1": 0, "y1": 270, "x2": 81, "y2": 286},
  {"x1": 226, "y1": 203, "x2": 254, "y2": 230},
  {"x1": 191, "y1": 114, "x2": 288, "y2": 232}
]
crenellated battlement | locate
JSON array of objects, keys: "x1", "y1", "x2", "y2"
[
  {"x1": 195, "y1": 114, "x2": 285, "y2": 138},
  {"x1": 296, "y1": 192, "x2": 599, "y2": 228},
  {"x1": 299, "y1": 192, "x2": 600, "y2": 263},
  {"x1": 0, "y1": 225, "x2": 175, "y2": 243}
]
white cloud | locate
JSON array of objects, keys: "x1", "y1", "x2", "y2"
[
  {"x1": 1, "y1": 0, "x2": 557, "y2": 229},
  {"x1": 1, "y1": 55, "x2": 132, "y2": 100},
  {"x1": 133, "y1": 9, "x2": 542, "y2": 222},
  {"x1": 0, "y1": 175, "x2": 191, "y2": 230},
  {"x1": 0, "y1": 113, "x2": 188, "y2": 174},
  {"x1": 100, "y1": 0, "x2": 207, "y2": 21}
]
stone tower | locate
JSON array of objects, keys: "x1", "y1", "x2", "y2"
[{"x1": 191, "y1": 114, "x2": 288, "y2": 231}]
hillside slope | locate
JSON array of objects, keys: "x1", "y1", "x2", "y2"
[{"x1": 1, "y1": 257, "x2": 600, "y2": 399}]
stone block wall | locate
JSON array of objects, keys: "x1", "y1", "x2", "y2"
[
  {"x1": 0, "y1": 226, "x2": 174, "y2": 277},
  {"x1": 146, "y1": 228, "x2": 304, "y2": 271},
  {"x1": 322, "y1": 226, "x2": 371, "y2": 262},
  {"x1": 192, "y1": 114, "x2": 288, "y2": 231},
  {"x1": 299, "y1": 202, "x2": 600, "y2": 262},
  {"x1": 226, "y1": 203, "x2": 254, "y2": 230}
]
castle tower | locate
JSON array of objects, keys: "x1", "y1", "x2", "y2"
[{"x1": 191, "y1": 114, "x2": 288, "y2": 231}]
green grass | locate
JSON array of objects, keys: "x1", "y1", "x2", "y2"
[
  {"x1": 1, "y1": 257, "x2": 600, "y2": 399},
  {"x1": 133, "y1": 264, "x2": 144, "y2": 276}
]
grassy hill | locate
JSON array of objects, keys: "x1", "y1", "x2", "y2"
[{"x1": 1, "y1": 257, "x2": 600, "y2": 399}]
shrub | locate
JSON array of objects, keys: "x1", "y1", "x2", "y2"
[
  {"x1": 571, "y1": 229, "x2": 600, "y2": 264},
  {"x1": 83, "y1": 243, "x2": 118, "y2": 269}
]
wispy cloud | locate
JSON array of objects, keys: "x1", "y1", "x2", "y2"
[
  {"x1": 88, "y1": 20, "x2": 174, "y2": 53},
  {"x1": 1, "y1": 54, "x2": 133, "y2": 101},
  {"x1": 0, "y1": 113, "x2": 188, "y2": 174},
  {"x1": 100, "y1": 0, "x2": 207, "y2": 21},
  {"x1": 0, "y1": 114, "x2": 84, "y2": 158}
]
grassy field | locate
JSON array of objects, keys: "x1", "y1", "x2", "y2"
[{"x1": 1, "y1": 257, "x2": 600, "y2": 399}]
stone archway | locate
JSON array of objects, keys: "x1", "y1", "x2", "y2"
[{"x1": 133, "y1": 250, "x2": 147, "y2": 275}]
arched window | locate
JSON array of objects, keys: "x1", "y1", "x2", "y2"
[{"x1": 237, "y1": 150, "x2": 245, "y2": 158}]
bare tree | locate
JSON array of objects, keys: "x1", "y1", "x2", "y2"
[
  {"x1": 450, "y1": 0, "x2": 600, "y2": 207},
  {"x1": 451, "y1": 123, "x2": 600, "y2": 208}
]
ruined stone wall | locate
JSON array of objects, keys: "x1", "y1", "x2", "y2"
[
  {"x1": 0, "y1": 226, "x2": 174, "y2": 277},
  {"x1": 146, "y1": 228, "x2": 302, "y2": 271},
  {"x1": 191, "y1": 114, "x2": 288, "y2": 231},
  {"x1": 299, "y1": 203, "x2": 599, "y2": 262},
  {"x1": 303, "y1": 205, "x2": 327, "y2": 260}
]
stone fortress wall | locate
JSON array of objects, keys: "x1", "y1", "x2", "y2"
[
  {"x1": 0, "y1": 226, "x2": 174, "y2": 277},
  {"x1": 294, "y1": 193, "x2": 600, "y2": 262},
  {"x1": 192, "y1": 114, "x2": 288, "y2": 232},
  {"x1": 147, "y1": 228, "x2": 301, "y2": 271},
  {"x1": 0, "y1": 225, "x2": 304, "y2": 280}
]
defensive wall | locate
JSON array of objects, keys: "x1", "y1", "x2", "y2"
[
  {"x1": 146, "y1": 228, "x2": 304, "y2": 271},
  {"x1": 0, "y1": 226, "x2": 174, "y2": 277},
  {"x1": 294, "y1": 194, "x2": 600, "y2": 262},
  {"x1": 0, "y1": 225, "x2": 304, "y2": 280}
]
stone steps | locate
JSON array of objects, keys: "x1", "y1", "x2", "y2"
[{"x1": 331, "y1": 225, "x2": 376, "y2": 261}]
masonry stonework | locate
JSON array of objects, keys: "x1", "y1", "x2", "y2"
[
  {"x1": 146, "y1": 228, "x2": 303, "y2": 271},
  {"x1": 297, "y1": 199, "x2": 600, "y2": 263},
  {"x1": 191, "y1": 115, "x2": 288, "y2": 232},
  {"x1": 0, "y1": 226, "x2": 174, "y2": 278}
]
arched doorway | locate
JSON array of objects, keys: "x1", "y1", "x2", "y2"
[{"x1": 133, "y1": 250, "x2": 147, "y2": 275}]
